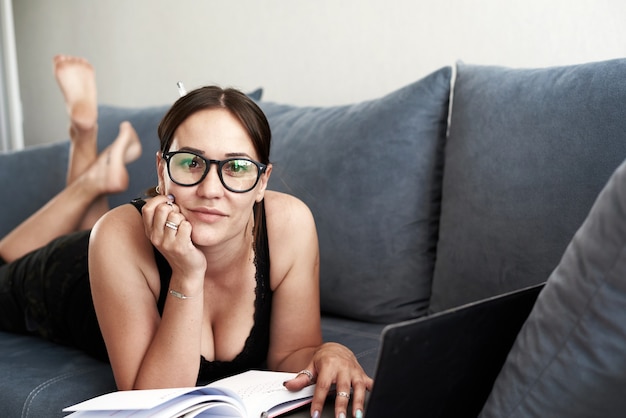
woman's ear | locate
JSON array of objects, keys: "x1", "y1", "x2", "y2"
[
  {"x1": 255, "y1": 163, "x2": 272, "y2": 202},
  {"x1": 156, "y1": 151, "x2": 167, "y2": 191}
]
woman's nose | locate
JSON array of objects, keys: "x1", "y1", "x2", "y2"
[{"x1": 197, "y1": 164, "x2": 225, "y2": 197}]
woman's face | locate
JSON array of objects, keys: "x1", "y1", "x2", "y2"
[{"x1": 158, "y1": 108, "x2": 271, "y2": 248}]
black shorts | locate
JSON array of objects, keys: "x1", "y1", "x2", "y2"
[{"x1": 0, "y1": 230, "x2": 107, "y2": 361}]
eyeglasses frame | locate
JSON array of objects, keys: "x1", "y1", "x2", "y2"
[{"x1": 162, "y1": 150, "x2": 268, "y2": 193}]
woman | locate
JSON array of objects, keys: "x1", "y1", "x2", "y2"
[{"x1": 0, "y1": 56, "x2": 371, "y2": 418}]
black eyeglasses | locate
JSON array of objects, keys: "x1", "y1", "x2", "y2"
[{"x1": 162, "y1": 151, "x2": 267, "y2": 193}]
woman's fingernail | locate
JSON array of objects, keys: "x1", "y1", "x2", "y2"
[
  {"x1": 167, "y1": 194, "x2": 175, "y2": 201},
  {"x1": 311, "y1": 411, "x2": 320, "y2": 418},
  {"x1": 338, "y1": 413, "x2": 346, "y2": 418},
  {"x1": 355, "y1": 410, "x2": 364, "y2": 418}
]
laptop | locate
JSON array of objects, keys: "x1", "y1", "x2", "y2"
[{"x1": 364, "y1": 282, "x2": 545, "y2": 418}]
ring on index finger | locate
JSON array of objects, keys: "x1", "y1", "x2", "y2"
[{"x1": 297, "y1": 369, "x2": 315, "y2": 383}]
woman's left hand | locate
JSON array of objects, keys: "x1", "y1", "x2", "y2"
[{"x1": 283, "y1": 342, "x2": 373, "y2": 418}]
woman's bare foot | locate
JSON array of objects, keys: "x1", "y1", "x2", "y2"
[
  {"x1": 114, "y1": 121, "x2": 142, "y2": 164},
  {"x1": 86, "y1": 122, "x2": 142, "y2": 195},
  {"x1": 53, "y1": 54, "x2": 97, "y2": 133}
]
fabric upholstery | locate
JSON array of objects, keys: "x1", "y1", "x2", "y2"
[
  {"x1": 258, "y1": 67, "x2": 452, "y2": 323},
  {"x1": 430, "y1": 59, "x2": 626, "y2": 312},
  {"x1": 0, "y1": 332, "x2": 115, "y2": 418},
  {"x1": 0, "y1": 141, "x2": 69, "y2": 239},
  {"x1": 480, "y1": 156, "x2": 626, "y2": 418}
]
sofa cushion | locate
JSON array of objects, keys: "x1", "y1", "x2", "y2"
[
  {"x1": 430, "y1": 59, "x2": 626, "y2": 312},
  {"x1": 258, "y1": 67, "x2": 452, "y2": 323},
  {"x1": 479, "y1": 156, "x2": 626, "y2": 418},
  {"x1": 0, "y1": 331, "x2": 115, "y2": 418},
  {"x1": 0, "y1": 141, "x2": 69, "y2": 239}
]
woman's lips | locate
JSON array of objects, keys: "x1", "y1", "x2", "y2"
[{"x1": 188, "y1": 208, "x2": 227, "y2": 223}]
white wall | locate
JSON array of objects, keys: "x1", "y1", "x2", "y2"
[{"x1": 13, "y1": 0, "x2": 626, "y2": 147}]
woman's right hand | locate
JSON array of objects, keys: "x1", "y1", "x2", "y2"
[{"x1": 141, "y1": 195, "x2": 206, "y2": 279}]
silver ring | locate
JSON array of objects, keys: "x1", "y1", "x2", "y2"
[
  {"x1": 297, "y1": 369, "x2": 314, "y2": 382},
  {"x1": 337, "y1": 391, "x2": 350, "y2": 400},
  {"x1": 165, "y1": 220, "x2": 179, "y2": 231}
]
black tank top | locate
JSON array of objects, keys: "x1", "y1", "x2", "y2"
[{"x1": 130, "y1": 198, "x2": 272, "y2": 384}]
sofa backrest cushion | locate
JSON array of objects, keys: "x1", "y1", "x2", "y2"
[
  {"x1": 0, "y1": 141, "x2": 70, "y2": 239},
  {"x1": 430, "y1": 59, "x2": 626, "y2": 312},
  {"x1": 259, "y1": 67, "x2": 452, "y2": 322},
  {"x1": 480, "y1": 155, "x2": 626, "y2": 418}
]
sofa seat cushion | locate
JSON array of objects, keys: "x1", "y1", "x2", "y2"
[
  {"x1": 0, "y1": 331, "x2": 115, "y2": 418},
  {"x1": 259, "y1": 67, "x2": 452, "y2": 323},
  {"x1": 480, "y1": 156, "x2": 626, "y2": 417},
  {"x1": 431, "y1": 58, "x2": 626, "y2": 312}
]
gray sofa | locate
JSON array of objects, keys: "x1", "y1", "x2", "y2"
[{"x1": 2, "y1": 58, "x2": 626, "y2": 417}]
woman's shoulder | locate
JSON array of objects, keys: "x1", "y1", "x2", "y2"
[
  {"x1": 264, "y1": 190, "x2": 315, "y2": 228},
  {"x1": 90, "y1": 201, "x2": 149, "y2": 252},
  {"x1": 89, "y1": 200, "x2": 158, "y2": 285},
  {"x1": 94, "y1": 201, "x2": 144, "y2": 231},
  {"x1": 264, "y1": 190, "x2": 312, "y2": 214},
  {"x1": 264, "y1": 191, "x2": 318, "y2": 252},
  {"x1": 263, "y1": 193, "x2": 318, "y2": 290}
]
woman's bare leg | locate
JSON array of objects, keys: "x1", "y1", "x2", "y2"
[
  {"x1": 79, "y1": 121, "x2": 141, "y2": 229},
  {"x1": 53, "y1": 54, "x2": 99, "y2": 184},
  {"x1": 53, "y1": 55, "x2": 142, "y2": 230},
  {"x1": 53, "y1": 54, "x2": 111, "y2": 229},
  {"x1": 0, "y1": 122, "x2": 141, "y2": 263}
]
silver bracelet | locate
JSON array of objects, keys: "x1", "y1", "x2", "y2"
[{"x1": 169, "y1": 289, "x2": 192, "y2": 299}]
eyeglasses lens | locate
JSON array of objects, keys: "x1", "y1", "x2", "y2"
[
  {"x1": 168, "y1": 152, "x2": 260, "y2": 192},
  {"x1": 221, "y1": 159, "x2": 259, "y2": 191}
]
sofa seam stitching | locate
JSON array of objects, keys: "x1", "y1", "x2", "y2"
[{"x1": 22, "y1": 366, "x2": 103, "y2": 418}]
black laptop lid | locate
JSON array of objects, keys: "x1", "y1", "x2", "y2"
[{"x1": 365, "y1": 283, "x2": 544, "y2": 418}]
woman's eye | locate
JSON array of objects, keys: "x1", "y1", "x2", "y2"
[
  {"x1": 225, "y1": 160, "x2": 252, "y2": 175},
  {"x1": 176, "y1": 156, "x2": 203, "y2": 171}
]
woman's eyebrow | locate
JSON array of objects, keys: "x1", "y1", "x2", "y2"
[
  {"x1": 176, "y1": 147, "x2": 253, "y2": 159},
  {"x1": 178, "y1": 146, "x2": 205, "y2": 154},
  {"x1": 225, "y1": 152, "x2": 253, "y2": 158}
]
